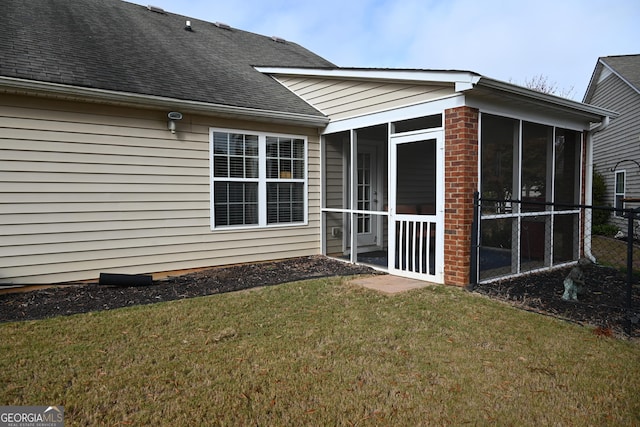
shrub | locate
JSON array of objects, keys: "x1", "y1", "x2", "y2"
[
  {"x1": 593, "y1": 223, "x2": 618, "y2": 237},
  {"x1": 592, "y1": 170, "x2": 610, "y2": 227}
]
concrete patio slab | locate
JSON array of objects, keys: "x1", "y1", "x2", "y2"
[{"x1": 350, "y1": 274, "x2": 436, "y2": 294}]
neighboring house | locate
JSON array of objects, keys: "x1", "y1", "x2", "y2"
[
  {"x1": 1, "y1": 0, "x2": 615, "y2": 286},
  {"x1": 584, "y1": 55, "x2": 640, "y2": 232}
]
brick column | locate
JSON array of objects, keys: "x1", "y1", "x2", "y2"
[{"x1": 443, "y1": 106, "x2": 479, "y2": 286}]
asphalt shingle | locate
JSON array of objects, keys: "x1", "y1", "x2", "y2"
[
  {"x1": 0, "y1": 0, "x2": 335, "y2": 116},
  {"x1": 601, "y1": 55, "x2": 640, "y2": 92}
]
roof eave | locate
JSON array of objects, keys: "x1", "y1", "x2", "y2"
[
  {"x1": 0, "y1": 76, "x2": 330, "y2": 128},
  {"x1": 255, "y1": 66, "x2": 482, "y2": 86},
  {"x1": 582, "y1": 58, "x2": 604, "y2": 103},
  {"x1": 475, "y1": 77, "x2": 619, "y2": 121}
]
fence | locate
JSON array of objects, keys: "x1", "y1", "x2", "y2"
[{"x1": 470, "y1": 192, "x2": 639, "y2": 335}]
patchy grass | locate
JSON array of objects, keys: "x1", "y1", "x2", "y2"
[
  {"x1": 1, "y1": 277, "x2": 639, "y2": 426},
  {"x1": 592, "y1": 235, "x2": 640, "y2": 273}
]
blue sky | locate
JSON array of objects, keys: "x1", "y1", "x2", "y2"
[{"x1": 129, "y1": 0, "x2": 639, "y2": 99}]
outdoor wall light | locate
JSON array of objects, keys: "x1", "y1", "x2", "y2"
[{"x1": 167, "y1": 111, "x2": 182, "y2": 134}]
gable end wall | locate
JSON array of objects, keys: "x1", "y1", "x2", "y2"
[{"x1": 276, "y1": 76, "x2": 456, "y2": 121}]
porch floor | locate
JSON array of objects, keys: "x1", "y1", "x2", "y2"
[{"x1": 350, "y1": 274, "x2": 436, "y2": 294}]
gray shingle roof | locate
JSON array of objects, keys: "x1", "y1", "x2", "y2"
[
  {"x1": 600, "y1": 55, "x2": 640, "y2": 92},
  {"x1": 0, "y1": 0, "x2": 335, "y2": 117}
]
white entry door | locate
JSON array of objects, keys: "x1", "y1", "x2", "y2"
[
  {"x1": 356, "y1": 146, "x2": 379, "y2": 248},
  {"x1": 389, "y1": 130, "x2": 444, "y2": 282}
]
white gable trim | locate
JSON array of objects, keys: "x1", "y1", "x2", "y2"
[
  {"x1": 256, "y1": 67, "x2": 481, "y2": 87},
  {"x1": 599, "y1": 59, "x2": 640, "y2": 96}
]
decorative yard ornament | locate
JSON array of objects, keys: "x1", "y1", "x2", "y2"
[{"x1": 562, "y1": 258, "x2": 592, "y2": 301}]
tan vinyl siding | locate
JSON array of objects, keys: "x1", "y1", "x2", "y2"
[
  {"x1": 276, "y1": 76, "x2": 454, "y2": 121},
  {"x1": 0, "y1": 94, "x2": 321, "y2": 284},
  {"x1": 590, "y1": 72, "x2": 640, "y2": 230},
  {"x1": 324, "y1": 136, "x2": 347, "y2": 256}
]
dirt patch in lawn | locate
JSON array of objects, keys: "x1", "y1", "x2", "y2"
[{"x1": 1, "y1": 256, "x2": 638, "y2": 338}]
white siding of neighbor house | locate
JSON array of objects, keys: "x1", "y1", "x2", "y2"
[
  {"x1": 0, "y1": 94, "x2": 321, "y2": 284},
  {"x1": 589, "y1": 69, "x2": 640, "y2": 229},
  {"x1": 274, "y1": 76, "x2": 455, "y2": 121}
]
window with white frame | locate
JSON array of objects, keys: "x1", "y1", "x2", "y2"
[
  {"x1": 210, "y1": 129, "x2": 306, "y2": 229},
  {"x1": 615, "y1": 170, "x2": 625, "y2": 217}
]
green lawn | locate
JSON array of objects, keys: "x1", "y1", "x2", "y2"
[{"x1": 1, "y1": 277, "x2": 639, "y2": 426}]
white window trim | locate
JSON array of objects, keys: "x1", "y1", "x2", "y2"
[
  {"x1": 615, "y1": 170, "x2": 626, "y2": 217},
  {"x1": 209, "y1": 127, "x2": 308, "y2": 230}
]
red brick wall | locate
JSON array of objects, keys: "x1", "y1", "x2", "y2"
[{"x1": 444, "y1": 106, "x2": 479, "y2": 286}]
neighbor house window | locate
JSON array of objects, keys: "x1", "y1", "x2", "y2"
[
  {"x1": 615, "y1": 171, "x2": 625, "y2": 217},
  {"x1": 210, "y1": 129, "x2": 307, "y2": 229}
]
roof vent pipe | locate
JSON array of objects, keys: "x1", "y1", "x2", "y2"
[
  {"x1": 184, "y1": 21, "x2": 193, "y2": 31},
  {"x1": 215, "y1": 22, "x2": 232, "y2": 30},
  {"x1": 146, "y1": 5, "x2": 165, "y2": 13}
]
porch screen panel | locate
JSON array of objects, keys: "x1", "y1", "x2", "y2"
[
  {"x1": 554, "y1": 129, "x2": 580, "y2": 205},
  {"x1": 478, "y1": 113, "x2": 584, "y2": 282},
  {"x1": 553, "y1": 213, "x2": 578, "y2": 263},
  {"x1": 479, "y1": 217, "x2": 514, "y2": 280},
  {"x1": 480, "y1": 114, "x2": 517, "y2": 213},
  {"x1": 521, "y1": 122, "x2": 552, "y2": 212},
  {"x1": 324, "y1": 132, "x2": 350, "y2": 210},
  {"x1": 395, "y1": 140, "x2": 436, "y2": 215}
]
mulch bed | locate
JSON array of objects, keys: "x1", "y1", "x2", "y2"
[
  {"x1": 472, "y1": 263, "x2": 640, "y2": 338},
  {"x1": 0, "y1": 256, "x2": 377, "y2": 323},
  {"x1": 1, "y1": 256, "x2": 638, "y2": 338}
]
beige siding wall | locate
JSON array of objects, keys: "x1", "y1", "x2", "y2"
[
  {"x1": 275, "y1": 76, "x2": 454, "y2": 121},
  {"x1": 0, "y1": 94, "x2": 321, "y2": 284},
  {"x1": 324, "y1": 135, "x2": 347, "y2": 256}
]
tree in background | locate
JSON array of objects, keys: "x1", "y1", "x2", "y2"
[{"x1": 515, "y1": 74, "x2": 576, "y2": 99}]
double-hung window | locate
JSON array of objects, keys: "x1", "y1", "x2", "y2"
[
  {"x1": 210, "y1": 129, "x2": 307, "y2": 229},
  {"x1": 615, "y1": 171, "x2": 625, "y2": 217}
]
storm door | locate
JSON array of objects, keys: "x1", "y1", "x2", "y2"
[{"x1": 389, "y1": 130, "x2": 444, "y2": 282}]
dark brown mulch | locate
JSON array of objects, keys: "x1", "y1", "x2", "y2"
[
  {"x1": 1, "y1": 256, "x2": 638, "y2": 338},
  {"x1": 472, "y1": 263, "x2": 640, "y2": 338},
  {"x1": 0, "y1": 256, "x2": 378, "y2": 323}
]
